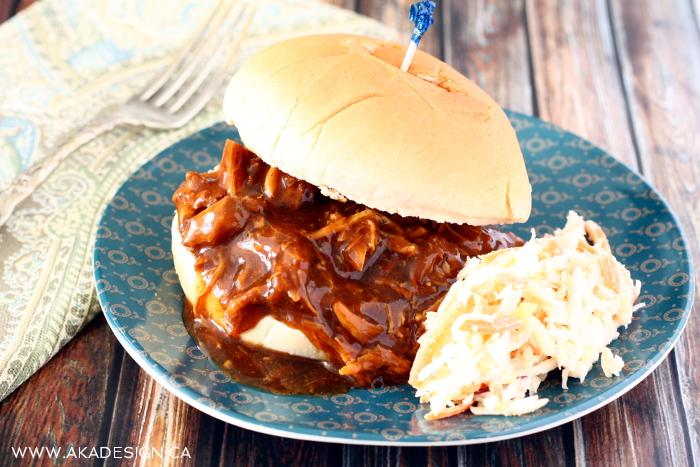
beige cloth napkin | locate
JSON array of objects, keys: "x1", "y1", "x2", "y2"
[{"x1": 0, "y1": 0, "x2": 396, "y2": 401}]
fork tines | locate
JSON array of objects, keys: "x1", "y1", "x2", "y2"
[{"x1": 139, "y1": 0, "x2": 254, "y2": 116}]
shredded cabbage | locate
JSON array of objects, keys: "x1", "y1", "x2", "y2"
[{"x1": 409, "y1": 212, "x2": 643, "y2": 419}]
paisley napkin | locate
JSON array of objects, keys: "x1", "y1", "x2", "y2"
[{"x1": 0, "y1": 0, "x2": 396, "y2": 401}]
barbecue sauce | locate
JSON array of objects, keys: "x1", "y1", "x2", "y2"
[{"x1": 173, "y1": 140, "x2": 524, "y2": 394}]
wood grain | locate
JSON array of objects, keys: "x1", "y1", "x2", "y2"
[
  {"x1": 314, "y1": 0, "x2": 442, "y2": 57},
  {"x1": 218, "y1": 426, "x2": 343, "y2": 466},
  {"x1": 341, "y1": 445, "x2": 430, "y2": 466},
  {"x1": 0, "y1": 315, "x2": 121, "y2": 466},
  {"x1": 574, "y1": 361, "x2": 691, "y2": 466},
  {"x1": 356, "y1": 0, "x2": 443, "y2": 59},
  {"x1": 459, "y1": 425, "x2": 574, "y2": 467},
  {"x1": 610, "y1": 0, "x2": 700, "y2": 463},
  {"x1": 318, "y1": 0, "x2": 358, "y2": 11},
  {"x1": 527, "y1": 1, "x2": 695, "y2": 464},
  {"x1": 526, "y1": 0, "x2": 638, "y2": 168},
  {"x1": 432, "y1": 2, "x2": 570, "y2": 462},
  {"x1": 103, "y1": 354, "x2": 224, "y2": 467},
  {"x1": 15, "y1": 0, "x2": 32, "y2": 14},
  {"x1": 0, "y1": 0, "x2": 16, "y2": 25},
  {"x1": 442, "y1": 0, "x2": 533, "y2": 115}
]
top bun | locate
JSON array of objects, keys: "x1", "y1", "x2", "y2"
[{"x1": 223, "y1": 34, "x2": 531, "y2": 225}]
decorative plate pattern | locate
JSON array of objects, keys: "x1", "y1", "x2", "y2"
[{"x1": 93, "y1": 112, "x2": 694, "y2": 445}]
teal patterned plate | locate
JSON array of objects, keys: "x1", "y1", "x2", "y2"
[{"x1": 93, "y1": 112, "x2": 694, "y2": 445}]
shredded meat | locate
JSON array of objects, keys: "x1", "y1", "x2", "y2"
[{"x1": 173, "y1": 140, "x2": 523, "y2": 389}]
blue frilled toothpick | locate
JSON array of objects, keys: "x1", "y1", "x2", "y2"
[{"x1": 400, "y1": 1, "x2": 436, "y2": 72}]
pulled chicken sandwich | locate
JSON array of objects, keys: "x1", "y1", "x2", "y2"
[{"x1": 171, "y1": 34, "x2": 532, "y2": 394}]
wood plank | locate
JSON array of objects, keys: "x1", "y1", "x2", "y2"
[
  {"x1": 442, "y1": 0, "x2": 533, "y2": 114},
  {"x1": 459, "y1": 426, "x2": 573, "y2": 466},
  {"x1": 357, "y1": 0, "x2": 443, "y2": 59},
  {"x1": 0, "y1": 0, "x2": 16, "y2": 25},
  {"x1": 436, "y1": 3, "x2": 566, "y2": 462},
  {"x1": 218, "y1": 425, "x2": 343, "y2": 466},
  {"x1": 255, "y1": 427, "x2": 577, "y2": 467},
  {"x1": 15, "y1": 0, "x2": 34, "y2": 14},
  {"x1": 526, "y1": 0, "x2": 638, "y2": 168},
  {"x1": 316, "y1": 0, "x2": 358, "y2": 11},
  {"x1": 610, "y1": 0, "x2": 700, "y2": 463},
  {"x1": 337, "y1": 428, "x2": 574, "y2": 467},
  {"x1": 312, "y1": 0, "x2": 442, "y2": 58},
  {"x1": 527, "y1": 0, "x2": 694, "y2": 465},
  {"x1": 434, "y1": 3, "x2": 569, "y2": 462},
  {"x1": 340, "y1": 445, "x2": 430, "y2": 466},
  {"x1": 103, "y1": 352, "x2": 225, "y2": 467},
  {"x1": 0, "y1": 314, "x2": 120, "y2": 467},
  {"x1": 573, "y1": 361, "x2": 691, "y2": 467}
]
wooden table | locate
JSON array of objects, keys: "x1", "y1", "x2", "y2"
[{"x1": 1, "y1": 0, "x2": 699, "y2": 465}]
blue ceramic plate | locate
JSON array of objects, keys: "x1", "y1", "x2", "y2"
[{"x1": 94, "y1": 112, "x2": 694, "y2": 445}]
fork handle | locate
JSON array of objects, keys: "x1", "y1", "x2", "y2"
[{"x1": 0, "y1": 116, "x2": 121, "y2": 228}]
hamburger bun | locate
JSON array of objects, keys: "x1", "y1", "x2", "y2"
[
  {"x1": 172, "y1": 215, "x2": 328, "y2": 361},
  {"x1": 223, "y1": 34, "x2": 531, "y2": 225}
]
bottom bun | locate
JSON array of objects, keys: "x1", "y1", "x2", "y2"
[{"x1": 171, "y1": 214, "x2": 328, "y2": 361}]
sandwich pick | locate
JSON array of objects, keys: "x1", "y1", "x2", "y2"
[{"x1": 400, "y1": 1, "x2": 436, "y2": 72}]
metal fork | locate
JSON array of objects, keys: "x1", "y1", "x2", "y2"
[{"x1": 0, "y1": 0, "x2": 255, "y2": 227}]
